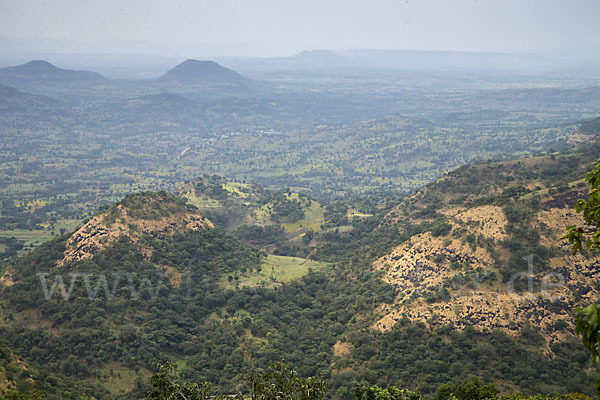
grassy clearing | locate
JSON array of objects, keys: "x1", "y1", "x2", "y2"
[
  {"x1": 93, "y1": 363, "x2": 150, "y2": 396},
  {"x1": 50, "y1": 219, "x2": 81, "y2": 233},
  {"x1": 252, "y1": 204, "x2": 273, "y2": 224},
  {"x1": 0, "y1": 229, "x2": 55, "y2": 247},
  {"x1": 347, "y1": 208, "x2": 373, "y2": 218},
  {"x1": 183, "y1": 189, "x2": 221, "y2": 208},
  {"x1": 324, "y1": 225, "x2": 354, "y2": 234},
  {"x1": 221, "y1": 255, "x2": 332, "y2": 289},
  {"x1": 222, "y1": 181, "x2": 253, "y2": 198},
  {"x1": 281, "y1": 200, "x2": 325, "y2": 233},
  {"x1": 173, "y1": 358, "x2": 187, "y2": 371},
  {"x1": 252, "y1": 193, "x2": 325, "y2": 233},
  {"x1": 0, "y1": 219, "x2": 80, "y2": 247}
]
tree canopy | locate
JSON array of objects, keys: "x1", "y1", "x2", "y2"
[{"x1": 566, "y1": 158, "x2": 600, "y2": 254}]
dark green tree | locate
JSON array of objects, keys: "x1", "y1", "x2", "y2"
[
  {"x1": 0, "y1": 390, "x2": 45, "y2": 400},
  {"x1": 434, "y1": 377, "x2": 498, "y2": 400},
  {"x1": 566, "y1": 158, "x2": 600, "y2": 254},
  {"x1": 354, "y1": 382, "x2": 422, "y2": 400},
  {"x1": 567, "y1": 158, "x2": 600, "y2": 361},
  {"x1": 249, "y1": 362, "x2": 327, "y2": 400},
  {"x1": 146, "y1": 362, "x2": 215, "y2": 400}
]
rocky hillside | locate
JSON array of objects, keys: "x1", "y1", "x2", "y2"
[
  {"x1": 374, "y1": 145, "x2": 600, "y2": 342},
  {"x1": 59, "y1": 191, "x2": 213, "y2": 266},
  {"x1": 0, "y1": 191, "x2": 216, "y2": 292},
  {"x1": 0, "y1": 191, "x2": 264, "y2": 396}
]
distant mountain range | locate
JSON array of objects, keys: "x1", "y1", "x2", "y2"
[
  {"x1": 291, "y1": 50, "x2": 349, "y2": 66},
  {"x1": 2, "y1": 47, "x2": 597, "y2": 84},
  {"x1": 0, "y1": 59, "x2": 249, "y2": 88},
  {"x1": 337, "y1": 49, "x2": 545, "y2": 70},
  {"x1": 0, "y1": 51, "x2": 552, "y2": 90}
]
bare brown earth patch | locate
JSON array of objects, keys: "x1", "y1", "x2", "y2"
[
  {"x1": 157, "y1": 264, "x2": 184, "y2": 288},
  {"x1": 333, "y1": 341, "x2": 353, "y2": 358},
  {"x1": 0, "y1": 269, "x2": 15, "y2": 288}
]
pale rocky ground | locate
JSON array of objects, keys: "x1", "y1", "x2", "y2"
[
  {"x1": 442, "y1": 205, "x2": 508, "y2": 241},
  {"x1": 374, "y1": 200, "x2": 600, "y2": 343},
  {"x1": 0, "y1": 269, "x2": 14, "y2": 287},
  {"x1": 567, "y1": 132, "x2": 596, "y2": 145}
]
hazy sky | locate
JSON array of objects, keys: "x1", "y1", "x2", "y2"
[{"x1": 1, "y1": 0, "x2": 599, "y2": 57}]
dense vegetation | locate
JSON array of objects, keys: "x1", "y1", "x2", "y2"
[
  {"x1": 141, "y1": 362, "x2": 594, "y2": 400},
  {"x1": 579, "y1": 117, "x2": 600, "y2": 136},
  {"x1": 2, "y1": 152, "x2": 600, "y2": 398}
]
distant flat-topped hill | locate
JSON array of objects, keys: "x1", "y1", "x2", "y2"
[
  {"x1": 0, "y1": 60, "x2": 107, "y2": 86},
  {"x1": 158, "y1": 59, "x2": 248, "y2": 85},
  {"x1": 292, "y1": 50, "x2": 349, "y2": 65}
]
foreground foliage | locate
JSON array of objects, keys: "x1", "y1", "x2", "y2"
[
  {"x1": 566, "y1": 158, "x2": 600, "y2": 397},
  {"x1": 566, "y1": 158, "x2": 600, "y2": 254},
  {"x1": 143, "y1": 364, "x2": 592, "y2": 400}
]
